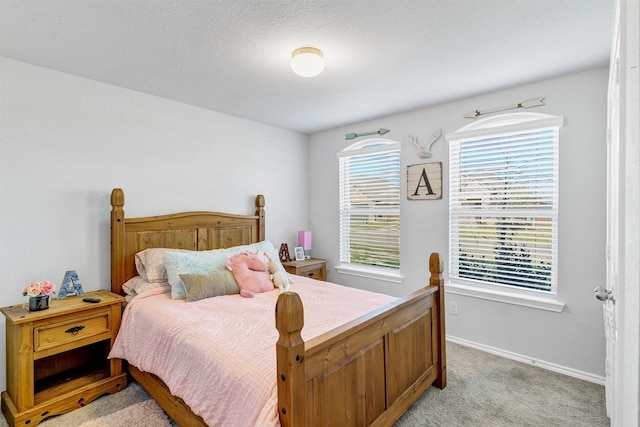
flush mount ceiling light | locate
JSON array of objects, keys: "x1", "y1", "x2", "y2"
[{"x1": 291, "y1": 47, "x2": 324, "y2": 77}]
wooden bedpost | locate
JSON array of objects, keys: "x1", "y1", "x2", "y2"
[
  {"x1": 111, "y1": 188, "x2": 126, "y2": 296},
  {"x1": 429, "y1": 252, "x2": 447, "y2": 389},
  {"x1": 275, "y1": 291, "x2": 306, "y2": 427},
  {"x1": 255, "y1": 194, "x2": 265, "y2": 242}
]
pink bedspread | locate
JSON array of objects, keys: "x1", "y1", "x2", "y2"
[{"x1": 109, "y1": 276, "x2": 395, "y2": 426}]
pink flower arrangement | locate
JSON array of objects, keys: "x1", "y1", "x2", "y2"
[{"x1": 23, "y1": 280, "x2": 56, "y2": 297}]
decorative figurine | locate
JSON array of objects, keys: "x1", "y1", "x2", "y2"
[
  {"x1": 279, "y1": 243, "x2": 291, "y2": 262},
  {"x1": 58, "y1": 270, "x2": 84, "y2": 299}
]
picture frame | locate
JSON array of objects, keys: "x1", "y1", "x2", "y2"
[
  {"x1": 294, "y1": 246, "x2": 305, "y2": 261},
  {"x1": 407, "y1": 162, "x2": 443, "y2": 200}
]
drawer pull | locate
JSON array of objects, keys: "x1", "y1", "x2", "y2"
[
  {"x1": 65, "y1": 326, "x2": 85, "y2": 335},
  {"x1": 307, "y1": 273, "x2": 314, "y2": 277}
]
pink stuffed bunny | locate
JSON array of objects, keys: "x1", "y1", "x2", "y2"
[{"x1": 226, "y1": 251, "x2": 275, "y2": 298}]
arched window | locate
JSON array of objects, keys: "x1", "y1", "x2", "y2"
[
  {"x1": 447, "y1": 113, "x2": 563, "y2": 303},
  {"x1": 337, "y1": 138, "x2": 401, "y2": 278}
]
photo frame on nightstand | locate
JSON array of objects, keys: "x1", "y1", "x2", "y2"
[{"x1": 294, "y1": 246, "x2": 305, "y2": 261}]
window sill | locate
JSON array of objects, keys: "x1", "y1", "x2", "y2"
[
  {"x1": 335, "y1": 264, "x2": 404, "y2": 284},
  {"x1": 446, "y1": 281, "x2": 565, "y2": 312}
]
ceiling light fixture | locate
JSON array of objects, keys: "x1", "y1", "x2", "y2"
[{"x1": 291, "y1": 47, "x2": 324, "y2": 77}]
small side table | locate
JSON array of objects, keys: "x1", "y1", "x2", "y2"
[
  {"x1": 283, "y1": 258, "x2": 327, "y2": 281},
  {"x1": 1, "y1": 290, "x2": 126, "y2": 426}
]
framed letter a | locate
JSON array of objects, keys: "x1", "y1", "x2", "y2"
[{"x1": 407, "y1": 162, "x2": 442, "y2": 200}]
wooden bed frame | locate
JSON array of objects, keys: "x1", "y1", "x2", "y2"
[{"x1": 110, "y1": 188, "x2": 446, "y2": 426}]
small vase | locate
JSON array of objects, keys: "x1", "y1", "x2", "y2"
[{"x1": 28, "y1": 295, "x2": 50, "y2": 312}]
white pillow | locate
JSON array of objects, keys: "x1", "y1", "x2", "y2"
[
  {"x1": 135, "y1": 248, "x2": 190, "y2": 282},
  {"x1": 122, "y1": 275, "x2": 170, "y2": 297}
]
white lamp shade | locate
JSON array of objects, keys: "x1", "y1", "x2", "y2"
[{"x1": 291, "y1": 47, "x2": 324, "y2": 77}]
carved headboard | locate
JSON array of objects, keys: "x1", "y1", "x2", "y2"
[{"x1": 110, "y1": 188, "x2": 265, "y2": 295}]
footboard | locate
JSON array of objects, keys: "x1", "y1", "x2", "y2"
[{"x1": 276, "y1": 253, "x2": 446, "y2": 426}]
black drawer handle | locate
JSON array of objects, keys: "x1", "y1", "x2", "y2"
[
  {"x1": 65, "y1": 326, "x2": 85, "y2": 335},
  {"x1": 307, "y1": 272, "x2": 314, "y2": 277}
]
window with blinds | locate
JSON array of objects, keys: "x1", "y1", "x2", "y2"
[
  {"x1": 448, "y1": 113, "x2": 562, "y2": 294},
  {"x1": 338, "y1": 139, "x2": 401, "y2": 270}
]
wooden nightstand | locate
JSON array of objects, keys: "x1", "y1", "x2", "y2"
[
  {"x1": 283, "y1": 258, "x2": 327, "y2": 281},
  {"x1": 1, "y1": 290, "x2": 127, "y2": 427}
]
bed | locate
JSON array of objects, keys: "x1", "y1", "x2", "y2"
[{"x1": 109, "y1": 188, "x2": 446, "y2": 426}]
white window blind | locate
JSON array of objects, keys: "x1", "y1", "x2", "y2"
[
  {"x1": 448, "y1": 114, "x2": 561, "y2": 294},
  {"x1": 338, "y1": 140, "x2": 400, "y2": 270}
]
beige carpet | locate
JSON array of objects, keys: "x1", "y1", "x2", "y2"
[
  {"x1": 74, "y1": 399, "x2": 170, "y2": 427},
  {"x1": 395, "y1": 342, "x2": 609, "y2": 426},
  {"x1": 0, "y1": 383, "x2": 171, "y2": 427},
  {"x1": 0, "y1": 343, "x2": 608, "y2": 426}
]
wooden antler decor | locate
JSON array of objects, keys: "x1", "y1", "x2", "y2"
[{"x1": 408, "y1": 128, "x2": 442, "y2": 158}]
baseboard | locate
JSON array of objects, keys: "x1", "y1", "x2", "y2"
[{"x1": 446, "y1": 336, "x2": 606, "y2": 386}]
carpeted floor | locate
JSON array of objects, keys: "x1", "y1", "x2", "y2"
[
  {"x1": 395, "y1": 342, "x2": 609, "y2": 426},
  {"x1": 0, "y1": 383, "x2": 171, "y2": 427},
  {"x1": 0, "y1": 342, "x2": 609, "y2": 426}
]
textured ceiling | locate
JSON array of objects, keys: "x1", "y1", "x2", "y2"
[{"x1": 0, "y1": 1, "x2": 614, "y2": 134}]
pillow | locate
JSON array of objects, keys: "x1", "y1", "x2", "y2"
[
  {"x1": 163, "y1": 240, "x2": 285, "y2": 300},
  {"x1": 135, "y1": 248, "x2": 190, "y2": 282},
  {"x1": 164, "y1": 250, "x2": 228, "y2": 299},
  {"x1": 122, "y1": 276, "x2": 170, "y2": 297},
  {"x1": 179, "y1": 271, "x2": 239, "y2": 302}
]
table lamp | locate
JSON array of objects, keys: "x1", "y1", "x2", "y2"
[{"x1": 297, "y1": 231, "x2": 312, "y2": 259}]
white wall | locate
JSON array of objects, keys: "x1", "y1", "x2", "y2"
[
  {"x1": 309, "y1": 67, "x2": 608, "y2": 380},
  {"x1": 0, "y1": 57, "x2": 609, "y2": 391},
  {"x1": 0, "y1": 58, "x2": 310, "y2": 390}
]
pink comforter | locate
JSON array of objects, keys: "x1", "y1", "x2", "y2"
[{"x1": 109, "y1": 276, "x2": 395, "y2": 426}]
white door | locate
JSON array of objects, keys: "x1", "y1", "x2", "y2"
[
  {"x1": 601, "y1": 6, "x2": 620, "y2": 414},
  {"x1": 601, "y1": 0, "x2": 640, "y2": 425}
]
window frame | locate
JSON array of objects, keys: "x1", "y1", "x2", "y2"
[
  {"x1": 336, "y1": 138, "x2": 403, "y2": 283},
  {"x1": 446, "y1": 112, "x2": 565, "y2": 312}
]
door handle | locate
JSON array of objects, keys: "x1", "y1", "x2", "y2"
[{"x1": 594, "y1": 286, "x2": 615, "y2": 303}]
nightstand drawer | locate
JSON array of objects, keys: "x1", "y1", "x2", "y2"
[
  {"x1": 298, "y1": 265, "x2": 324, "y2": 280},
  {"x1": 34, "y1": 310, "x2": 111, "y2": 354},
  {"x1": 283, "y1": 258, "x2": 327, "y2": 281}
]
